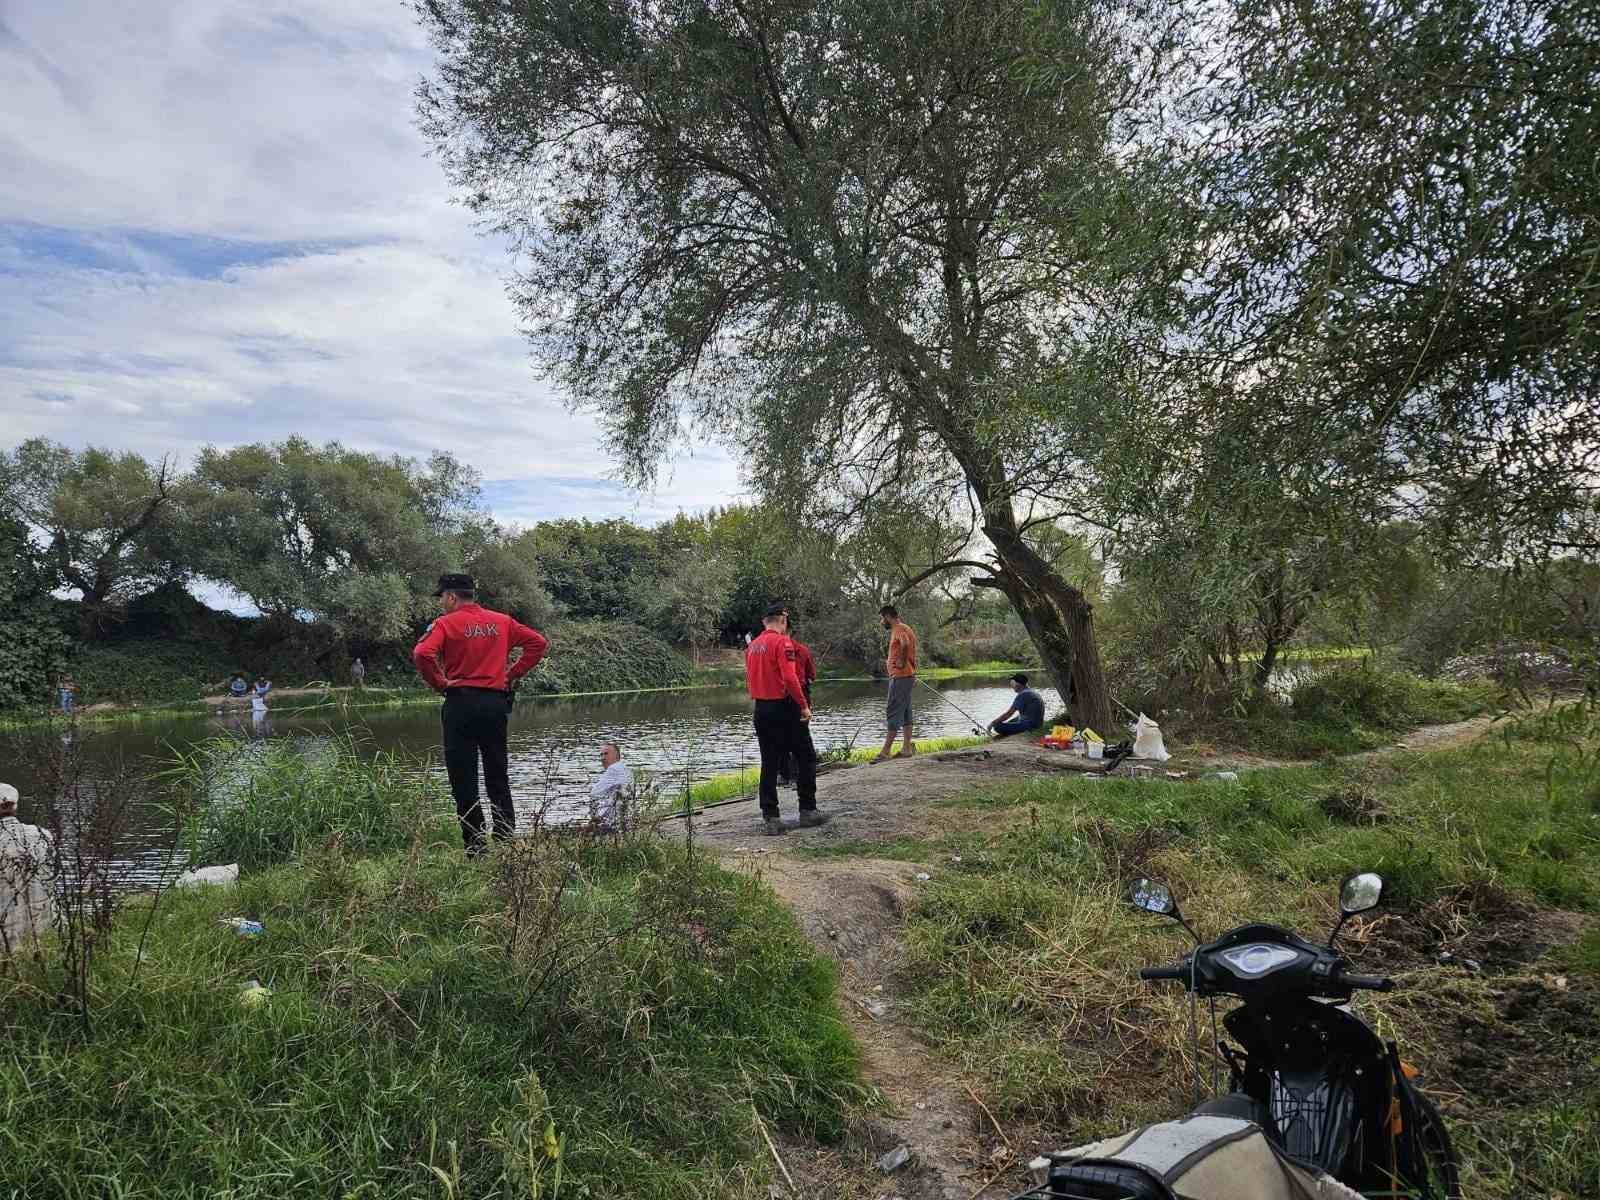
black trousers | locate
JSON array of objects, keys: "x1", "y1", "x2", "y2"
[
  {"x1": 753, "y1": 698, "x2": 817, "y2": 817},
  {"x1": 442, "y1": 687, "x2": 514, "y2": 847}
]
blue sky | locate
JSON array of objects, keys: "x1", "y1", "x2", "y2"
[{"x1": 0, "y1": 1, "x2": 744, "y2": 528}]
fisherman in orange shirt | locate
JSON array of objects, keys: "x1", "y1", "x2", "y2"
[{"x1": 873, "y1": 604, "x2": 918, "y2": 762}]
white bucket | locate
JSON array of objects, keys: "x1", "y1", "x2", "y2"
[{"x1": 1087, "y1": 742, "x2": 1104, "y2": 760}]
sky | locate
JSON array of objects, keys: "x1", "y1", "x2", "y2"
[{"x1": 0, "y1": 0, "x2": 745, "y2": 531}]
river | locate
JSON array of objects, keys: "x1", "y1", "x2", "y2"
[{"x1": 1, "y1": 676, "x2": 1061, "y2": 871}]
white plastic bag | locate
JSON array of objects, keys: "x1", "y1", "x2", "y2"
[
  {"x1": 176, "y1": 863, "x2": 240, "y2": 888},
  {"x1": 1132, "y1": 714, "x2": 1170, "y2": 762}
]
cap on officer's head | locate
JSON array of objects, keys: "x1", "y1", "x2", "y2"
[
  {"x1": 432, "y1": 573, "x2": 475, "y2": 598},
  {"x1": 0, "y1": 782, "x2": 18, "y2": 813},
  {"x1": 763, "y1": 601, "x2": 789, "y2": 619}
]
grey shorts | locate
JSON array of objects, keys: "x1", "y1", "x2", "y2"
[{"x1": 886, "y1": 675, "x2": 914, "y2": 731}]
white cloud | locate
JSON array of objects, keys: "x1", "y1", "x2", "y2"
[{"x1": 0, "y1": 0, "x2": 746, "y2": 526}]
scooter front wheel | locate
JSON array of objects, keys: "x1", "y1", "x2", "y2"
[{"x1": 1404, "y1": 1089, "x2": 1462, "y2": 1200}]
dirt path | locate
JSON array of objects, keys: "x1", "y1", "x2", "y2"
[{"x1": 686, "y1": 720, "x2": 1505, "y2": 1197}]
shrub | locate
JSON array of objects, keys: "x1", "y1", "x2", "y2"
[
  {"x1": 525, "y1": 620, "x2": 691, "y2": 695},
  {"x1": 1292, "y1": 665, "x2": 1497, "y2": 731},
  {"x1": 70, "y1": 638, "x2": 238, "y2": 704}
]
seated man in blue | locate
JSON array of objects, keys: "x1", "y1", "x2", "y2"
[{"x1": 988, "y1": 673, "x2": 1046, "y2": 738}]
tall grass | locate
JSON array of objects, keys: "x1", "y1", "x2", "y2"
[
  {"x1": 0, "y1": 834, "x2": 860, "y2": 1199},
  {"x1": 169, "y1": 734, "x2": 455, "y2": 870}
]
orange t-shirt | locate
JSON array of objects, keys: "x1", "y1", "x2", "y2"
[{"x1": 887, "y1": 621, "x2": 918, "y2": 678}]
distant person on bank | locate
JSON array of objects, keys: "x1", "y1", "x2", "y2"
[
  {"x1": 351, "y1": 657, "x2": 366, "y2": 689},
  {"x1": 746, "y1": 603, "x2": 827, "y2": 835},
  {"x1": 989, "y1": 673, "x2": 1046, "y2": 738},
  {"x1": 253, "y1": 675, "x2": 272, "y2": 699},
  {"x1": 56, "y1": 675, "x2": 75, "y2": 715},
  {"x1": 873, "y1": 604, "x2": 918, "y2": 762},
  {"x1": 0, "y1": 782, "x2": 55, "y2": 957},
  {"x1": 412, "y1": 574, "x2": 549, "y2": 858},
  {"x1": 227, "y1": 673, "x2": 249, "y2": 702},
  {"x1": 589, "y1": 741, "x2": 634, "y2": 831}
]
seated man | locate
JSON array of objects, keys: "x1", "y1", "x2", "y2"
[
  {"x1": 588, "y1": 741, "x2": 635, "y2": 830},
  {"x1": 0, "y1": 782, "x2": 55, "y2": 957},
  {"x1": 989, "y1": 673, "x2": 1047, "y2": 738}
]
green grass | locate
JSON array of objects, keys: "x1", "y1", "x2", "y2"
[
  {"x1": 1176, "y1": 666, "x2": 1505, "y2": 758},
  {"x1": 0, "y1": 834, "x2": 860, "y2": 1199},
  {"x1": 894, "y1": 702, "x2": 1600, "y2": 1199},
  {"x1": 170, "y1": 734, "x2": 457, "y2": 870}
]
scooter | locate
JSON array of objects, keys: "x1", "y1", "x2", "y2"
[{"x1": 1016, "y1": 872, "x2": 1461, "y2": 1200}]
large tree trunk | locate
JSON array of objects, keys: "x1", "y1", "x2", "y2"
[{"x1": 979, "y1": 537, "x2": 1115, "y2": 736}]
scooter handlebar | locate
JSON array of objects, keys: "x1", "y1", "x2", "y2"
[
  {"x1": 1335, "y1": 969, "x2": 1395, "y2": 992},
  {"x1": 1139, "y1": 964, "x2": 1188, "y2": 982}
]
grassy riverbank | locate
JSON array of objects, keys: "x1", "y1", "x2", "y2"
[
  {"x1": 0, "y1": 831, "x2": 859, "y2": 1198},
  {"x1": 880, "y1": 701, "x2": 1599, "y2": 1198},
  {"x1": 681, "y1": 735, "x2": 992, "y2": 807}
]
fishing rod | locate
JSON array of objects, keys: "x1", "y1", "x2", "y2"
[{"x1": 914, "y1": 676, "x2": 987, "y2": 737}]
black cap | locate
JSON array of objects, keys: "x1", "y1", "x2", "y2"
[
  {"x1": 433, "y1": 573, "x2": 475, "y2": 597},
  {"x1": 763, "y1": 601, "x2": 789, "y2": 618},
  {"x1": 1010, "y1": 673, "x2": 1028, "y2": 686}
]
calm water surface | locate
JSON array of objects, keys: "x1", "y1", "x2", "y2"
[{"x1": 1, "y1": 677, "x2": 1059, "y2": 874}]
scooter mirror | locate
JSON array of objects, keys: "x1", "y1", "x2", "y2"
[
  {"x1": 1339, "y1": 871, "x2": 1385, "y2": 915},
  {"x1": 1128, "y1": 878, "x2": 1177, "y2": 917}
]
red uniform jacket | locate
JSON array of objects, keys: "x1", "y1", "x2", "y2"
[
  {"x1": 745, "y1": 629, "x2": 808, "y2": 707},
  {"x1": 412, "y1": 603, "x2": 548, "y2": 693},
  {"x1": 794, "y1": 641, "x2": 816, "y2": 694}
]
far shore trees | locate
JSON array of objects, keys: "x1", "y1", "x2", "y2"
[{"x1": 0, "y1": 440, "x2": 187, "y2": 640}]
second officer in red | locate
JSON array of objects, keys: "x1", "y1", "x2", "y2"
[{"x1": 745, "y1": 602, "x2": 829, "y2": 835}]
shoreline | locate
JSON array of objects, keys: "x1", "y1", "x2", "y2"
[{"x1": 0, "y1": 663, "x2": 1044, "y2": 731}]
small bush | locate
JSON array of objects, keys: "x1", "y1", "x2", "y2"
[
  {"x1": 526, "y1": 620, "x2": 691, "y2": 695},
  {"x1": 1292, "y1": 665, "x2": 1497, "y2": 731}
]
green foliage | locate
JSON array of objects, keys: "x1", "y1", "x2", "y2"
[
  {"x1": 172, "y1": 735, "x2": 454, "y2": 870},
  {"x1": 0, "y1": 438, "x2": 190, "y2": 638},
  {"x1": 0, "y1": 837, "x2": 858, "y2": 1198},
  {"x1": 515, "y1": 519, "x2": 665, "y2": 622},
  {"x1": 526, "y1": 622, "x2": 691, "y2": 696},
  {"x1": 189, "y1": 438, "x2": 454, "y2": 622},
  {"x1": 0, "y1": 518, "x2": 69, "y2": 710},
  {"x1": 1292, "y1": 665, "x2": 1498, "y2": 731},
  {"x1": 70, "y1": 639, "x2": 238, "y2": 705}
]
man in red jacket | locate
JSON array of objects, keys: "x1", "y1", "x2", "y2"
[
  {"x1": 745, "y1": 602, "x2": 827, "y2": 835},
  {"x1": 413, "y1": 573, "x2": 549, "y2": 856}
]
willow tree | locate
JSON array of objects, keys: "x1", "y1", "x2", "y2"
[
  {"x1": 1179, "y1": 0, "x2": 1600, "y2": 563},
  {"x1": 0, "y1": 440, "x2": 185, "y2": 639},
  {"x1": 415, "y1": 0, "x2": 1178, "y2": 730}
]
